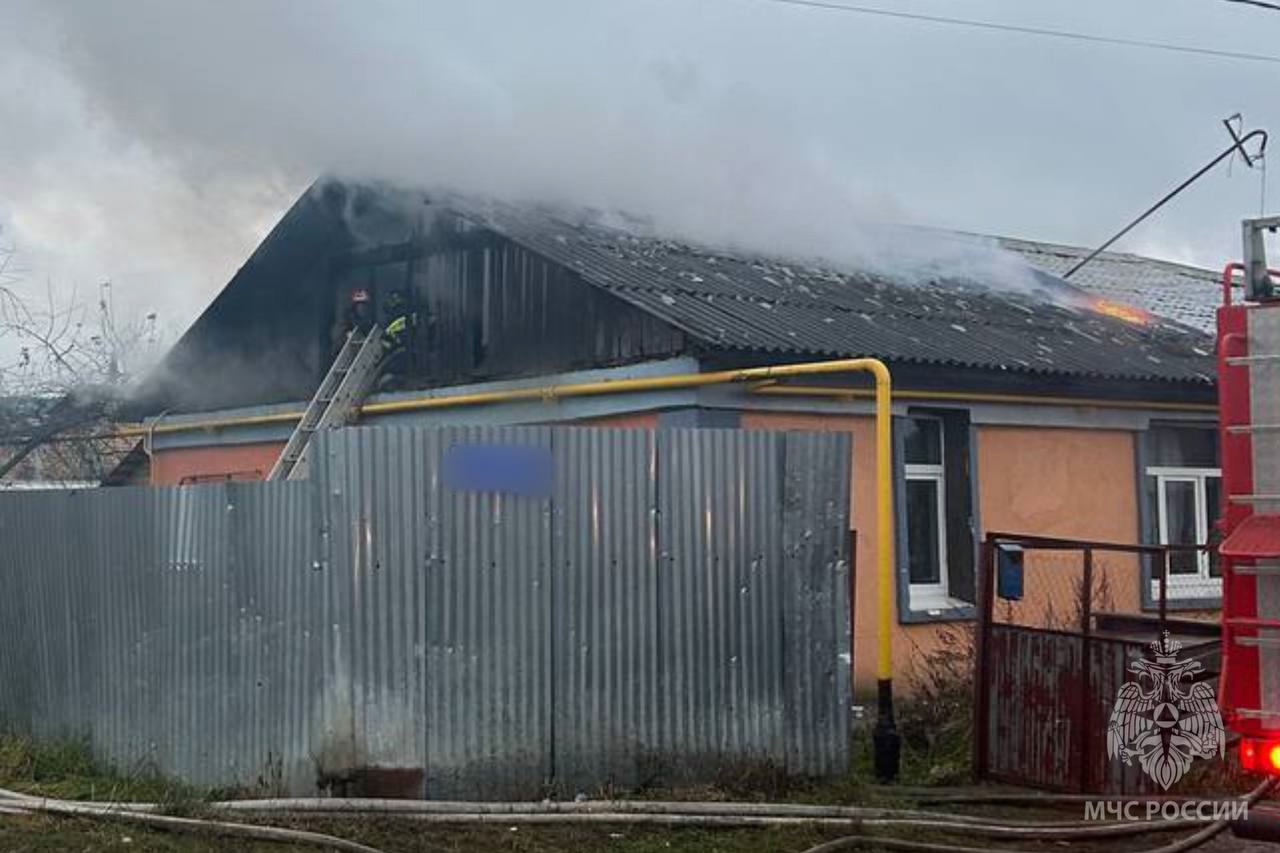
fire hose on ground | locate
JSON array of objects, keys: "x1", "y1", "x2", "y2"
[
  {"x1": 0, "y1": 779, "x2": 1273, "y2": 853},
  {"x1": 0, "y1": 789, "x2": 384, "y2": 853},
  {"x1": 800, "y1": 778, "x2": 1276, "y2": 853}
]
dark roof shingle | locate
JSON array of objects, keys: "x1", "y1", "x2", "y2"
[
  {"x1": 466, "y1": 203, "x2": 1216, "y2": 386},
  {"x1": 997, "y1": 236, "x2": 1221, "y2": 334}
]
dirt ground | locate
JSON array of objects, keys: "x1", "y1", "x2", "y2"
[
  {"x1": 1, "y1": 814, "x2": 835, "y2": 852},
  {"x1": 3, "y1": 732, "x2": 1275, "y2": 852},
  {"x1": 2, "y1": 803, "x2": 1277, "y2": 853}
]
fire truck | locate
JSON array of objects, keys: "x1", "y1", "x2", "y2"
[{"x1": 1217, "y1": 217, "x2": 1280, "y2": 791}]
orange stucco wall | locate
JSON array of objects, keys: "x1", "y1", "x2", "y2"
[
  {"x1": 151, "y1": 442, "x2": 287, "y2": 486},
  {"x1": 978, "y1": 426, "x2": 1138, "y2": 542},
  {"x1": 740, "y1": 413, "x2": 1143, "y2": 695},
  {"x1": 976, "y1": 425, "x2": 1143, "y2": 631}
]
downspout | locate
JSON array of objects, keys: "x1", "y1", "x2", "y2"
[{"x1": 120, "y1": 357, "x2": 900, "y2": 778}]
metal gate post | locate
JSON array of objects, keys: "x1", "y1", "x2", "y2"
[
  {"x1": 848, "y1": 530, "x2": 858, "y2": 699},
  {"x1": 1078, "y1": 547, "x2": 1095, "y2": 793},
  {"x1": 1158, "y1": 549, "x2": 1169, "y2": 634},
  {"x1": 973, "y1": 535, "x2": 996, "y2": 781}
]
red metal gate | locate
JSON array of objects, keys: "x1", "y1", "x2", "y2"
[{"x1": 973, "y1": 532, "x2": 1220, "y2": 794}]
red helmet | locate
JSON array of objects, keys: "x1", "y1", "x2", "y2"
[{"x1": 351, "y1": 288, "x2": 371, "y2": 304}]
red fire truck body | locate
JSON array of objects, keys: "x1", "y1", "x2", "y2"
[{"x1": 1217, "y1": 243, "x2": 1280, "y2": 777}]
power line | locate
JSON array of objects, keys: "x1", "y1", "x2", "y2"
[
  {"x1": 1063, "y1": 124, "x2": 1268, "y2": 279},
  {"x1": 756, "y1": 0, "x2": 1280, "y2": 65},
  {"x1": 1223, "y1": 0, "x2": 1280, "y2": 11}
]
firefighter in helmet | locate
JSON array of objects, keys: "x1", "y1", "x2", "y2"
[
  {"x1": 378, "y1": 291, "x2": 417, "y2": 390},
  {"x1": 347, "y1": 288, "x2": 374, "y2": 335}
]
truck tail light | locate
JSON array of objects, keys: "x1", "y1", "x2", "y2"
[{"x1": 1241, "y1": 739, "x2": 1280, "y2": 774}]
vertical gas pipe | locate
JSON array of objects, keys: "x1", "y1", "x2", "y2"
[{"x1": 868, "y1": 361, "x2": 900, "y2": 782}]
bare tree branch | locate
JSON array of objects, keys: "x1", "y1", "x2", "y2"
[{"x1": 0, "y1": 244, "x2": 166, "y2": 484}]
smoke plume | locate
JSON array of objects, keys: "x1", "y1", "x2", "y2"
[{"x1": 1, "y1": 0, "x2": 1272, "y2": 330}]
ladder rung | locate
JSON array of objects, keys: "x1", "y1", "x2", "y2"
[
  {"x1": 1236, "y1": 636, "x2": 1280, "y2": 648},
  {"x1": 1236, "y1": 708, "x2": 1280, "y2": 720},
  {"x1": 1227, "y1": 616, "x2": 1280, "y2": 629},
  {"x1": 1237, "y1": 564, "x2": 1280, "y2": 575},
  {"x1": 1227, "y1": 353, "x2": 1280, "y2": 365},
  {"x1": 1228, "y1": 423, "x2": 1280, "y2": 434}
]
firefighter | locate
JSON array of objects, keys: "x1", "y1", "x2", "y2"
[
  {"x1": 347, "y1": 288, "x2": 374, "y2": 335},
  {"x1": 384, "y1": 296, "x2": 410, "y2": 348},
  {"x1": 378, "y1": 291, "x2": 416, "y2": 390}
]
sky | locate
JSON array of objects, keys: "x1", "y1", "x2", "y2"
[{"x1": 1, "y1": 0, "x2": 1278, "y2": 336}]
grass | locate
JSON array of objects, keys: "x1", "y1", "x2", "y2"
[
  {"x1": 0, "y1": 675, "x2": 984, "y2": 852},
  {"x1": 0, "y1": 731, "x2": 918, "y2": 852},
  {"x1": 0, "y1": 730, "x2": 1267, "y2": 853},
  {"x1": 6, "y1": 662, "x2": 1259, "y2": 853},
  {"x1": 0, "y1": 814, "x2": 847, "y2": 853},
  {"x1": 0, "y1": 732, "x2": 212, "y2": 813}
]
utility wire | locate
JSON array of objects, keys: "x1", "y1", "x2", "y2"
[
  {"x1": 756, "y1": 0, "x2": 1280, "y2": 65},
  {"x1": 1223, "y1": 0, "x2": 1280, "y2": 11},
  {"x1": 1062, "y1": 126, "x2": 1268, "y2": 279}
]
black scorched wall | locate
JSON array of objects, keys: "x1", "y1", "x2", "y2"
[
  {"x1": 331, "y1": 233, "x2": 688, "y2": 391},
  {"x1": 134, "y1": 180, "x2": 687, "y2": 415}
]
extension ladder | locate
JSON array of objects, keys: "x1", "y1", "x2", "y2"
[{"x1": 267, "y1": 326, "x2": 385, "y2": 481}]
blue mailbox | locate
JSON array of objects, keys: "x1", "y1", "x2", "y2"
[{"x1": 997, "y1": 543, "x2": 1025, "y2": 601}]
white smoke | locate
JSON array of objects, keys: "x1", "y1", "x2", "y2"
[{"x1": 1, "y1": 0, "x2": 1268, "y2": 329}]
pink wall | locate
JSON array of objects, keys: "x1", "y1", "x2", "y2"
[{"x1": 151, "y1": 442, "x2": 286, "y2": 485}]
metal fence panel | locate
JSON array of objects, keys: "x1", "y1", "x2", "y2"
[
  {"x1": 0, "y1": 425, "x2": 851, "y2": 796},
  {"x1": 984, "y1": 626, "x2": 1082, "y2": 789},
  {"x1": 0, "y1": 482, "x2": 316, "y2": 789},
  {"x1": 782, "y1": 432, "x2": 853, "y2": 777},
  {"x1": 552, "y1": 427, "x2": 659, "y2": 793},
  {"x1": 657, "y1": 429, "x2": 787, "y2": 778}
]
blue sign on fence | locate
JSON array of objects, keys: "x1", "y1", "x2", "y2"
[{"x1": 441, "y1": 443, "x2": 554, "y2": 497}]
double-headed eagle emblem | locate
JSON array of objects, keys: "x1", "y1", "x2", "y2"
[{"x1": 1106, "y1": 631, "x2": 1225, "y2": 790}]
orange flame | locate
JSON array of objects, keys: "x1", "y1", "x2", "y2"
[{"x1": 1091, "y1": 298, "x2": 1152, "y2": 326}]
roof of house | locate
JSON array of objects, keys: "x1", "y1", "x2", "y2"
[
  {"x1": 458, "y1": 199, "x2": 1217, "y2": 386},
  {"x1": 136, "y1": 182, "x2": 1222, "y2": 416},
  {"x1": 995, "y1": 236, "x2": 1222, "y2": 335}
]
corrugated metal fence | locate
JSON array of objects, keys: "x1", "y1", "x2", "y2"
[{"x1": 0, "y1": 425, "x2": 852, "y2": 798}]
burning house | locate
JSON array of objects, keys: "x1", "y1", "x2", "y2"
[{"x1": 123, "y1": 180, "x2": 1223, "y2": 691}]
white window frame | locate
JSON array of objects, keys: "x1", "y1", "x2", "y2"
[
  {"x1": 905, "y1": 416, "x2": 950, "y2": 610},
  {"x1": 1148, "y1": 465, "x2": 1222, "y2": 599}
]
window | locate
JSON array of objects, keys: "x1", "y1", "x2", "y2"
[
  {"x1": 900, "y1": 412, "x2": 975, "y2": 616},
  {"x1": 1144, "y1": 426, "x2": 1221, "y2": 600},
  {"x1": 904, "y1": 417, "x2": 949, "y2": 606}
]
